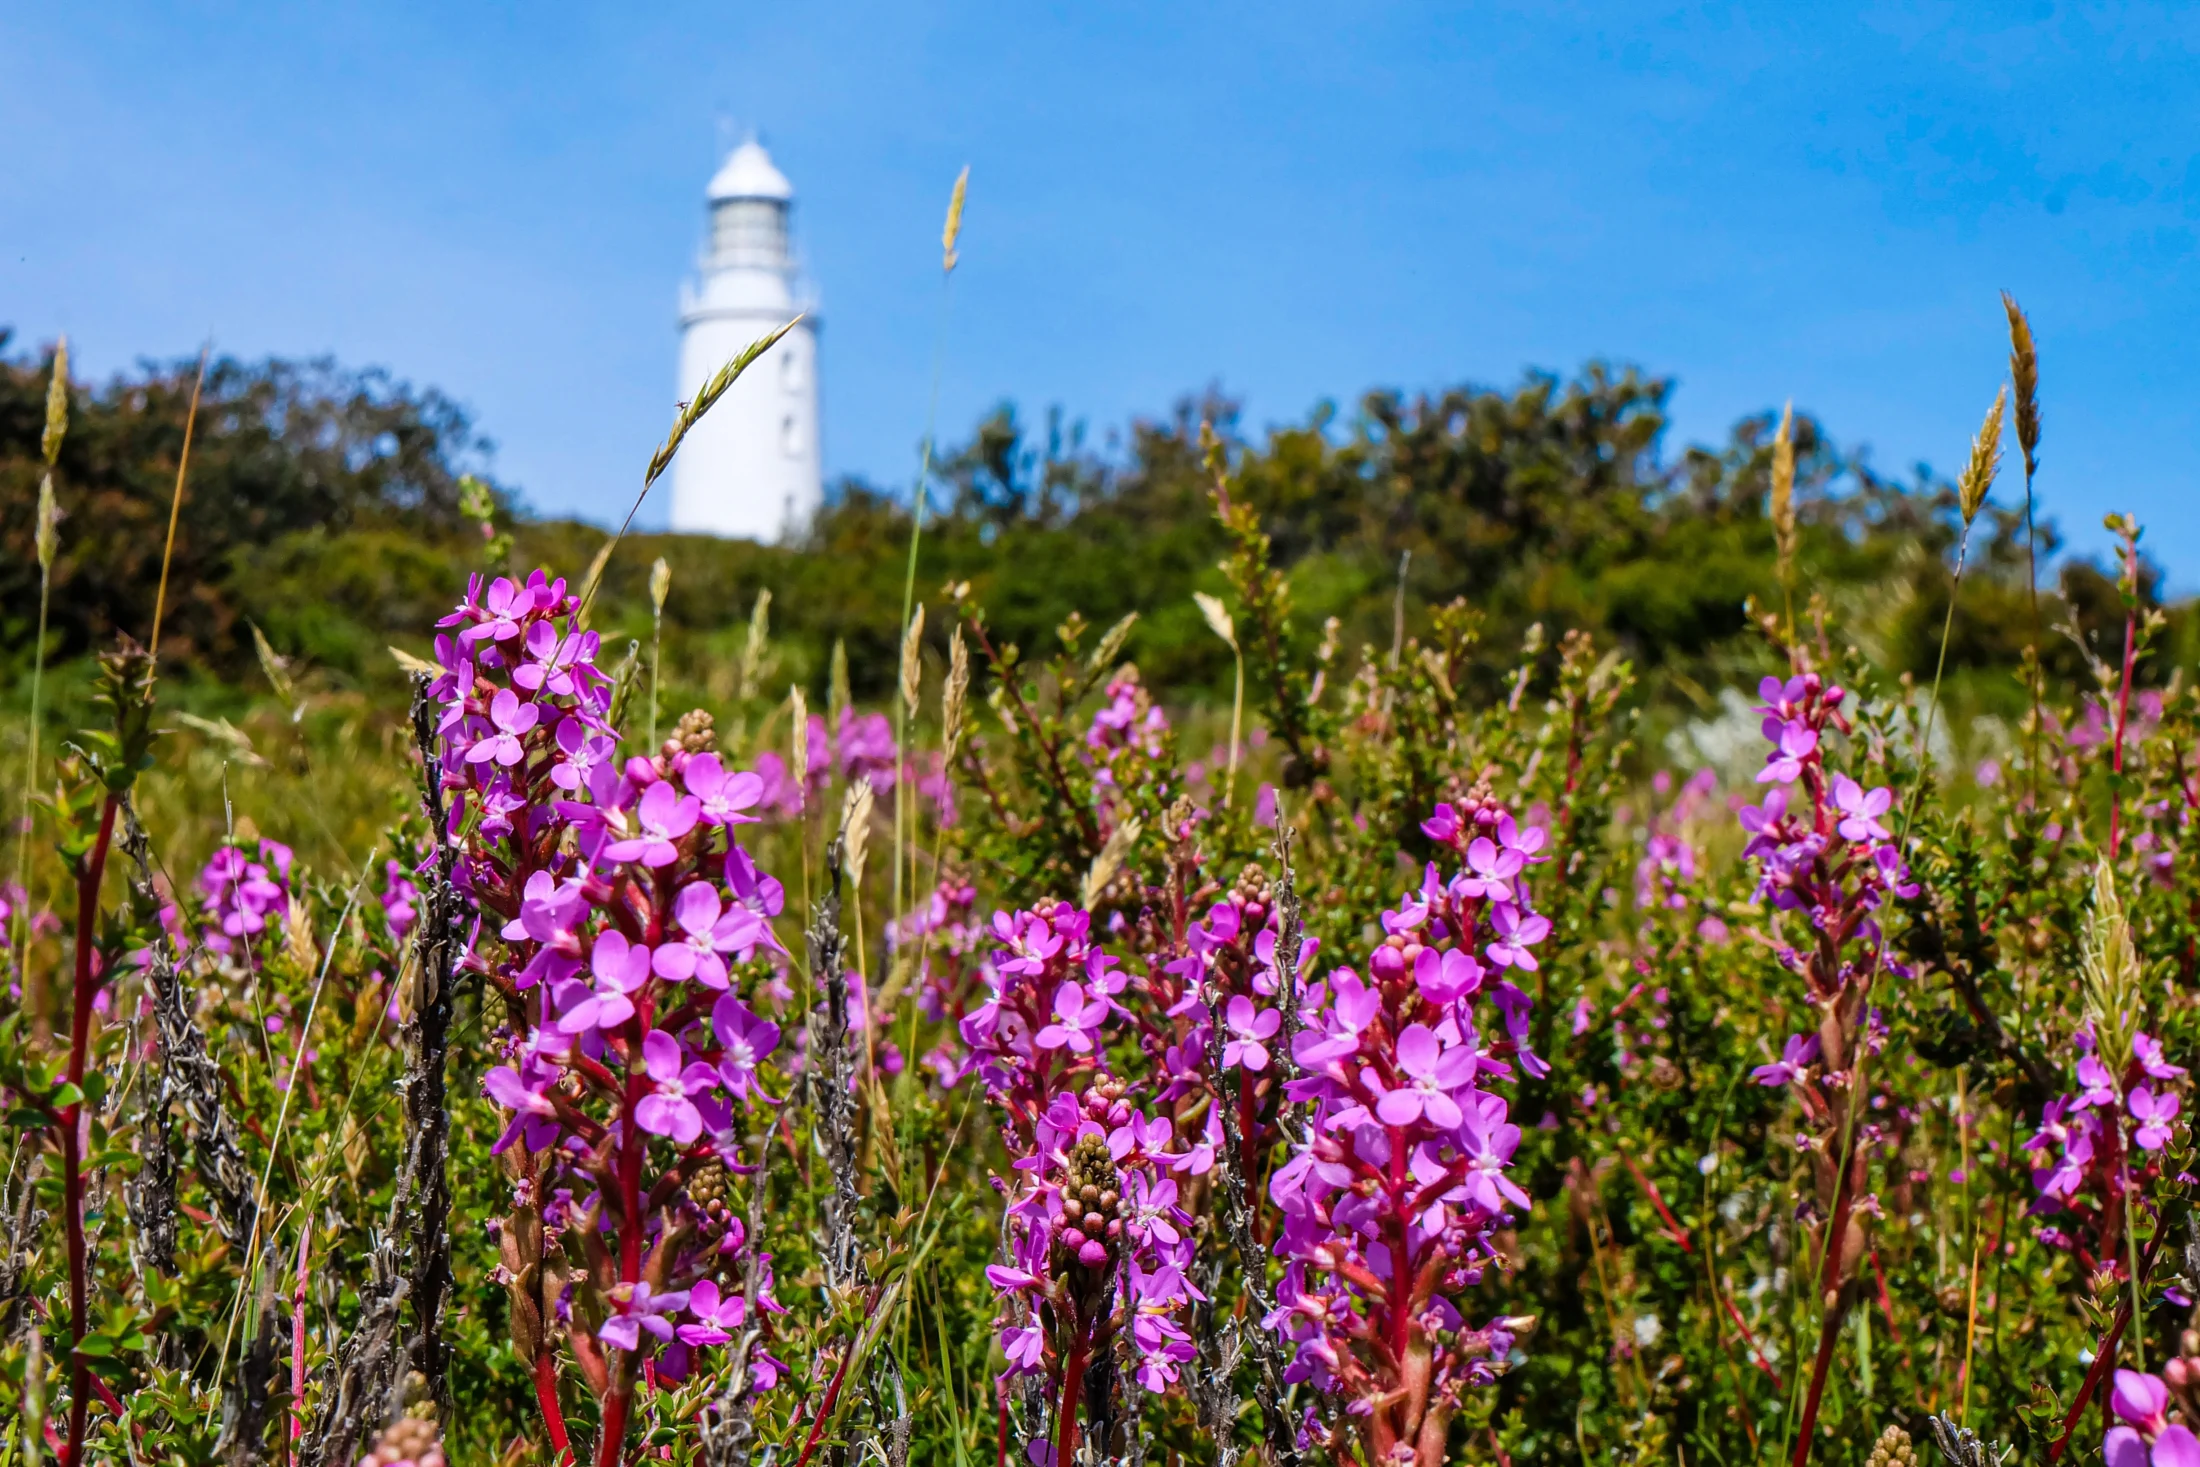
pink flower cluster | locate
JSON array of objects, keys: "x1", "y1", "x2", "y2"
[
  {"x1": 198, "y1": 838, "x2": 293, "y2": 956},
  {"x1": 1263, "y1": 795, "x2": 1546, "y2": 1464},
  {"x1": 2027, "y1": 1027, "x2": 2186, "y2": 1264},
  {"x1": 430, "y1": 571, "x2": 788, "y2": 1455},
  {"x1": 1736, "y1": 672, "x2": 1916, "y2": 1097}
]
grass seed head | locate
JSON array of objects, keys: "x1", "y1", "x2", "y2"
[
  {"x1": 942, "y1": 165, "x2": 969, "y2": 274},
  {"x1": 842, "y1": 776, "x2": 875, "y2": 890},
  {"x1": 35, "y1": 473, "x2": 58, "y2": 574},
  {"x1": 942, "y1": 624, "x2": 970, "y2": 765},
  {"x1": 649, "y1": 556, "x2": 672, "y2": 618},
  {"x1": 1771, "y1": 401, "x2": 1797, "y2": 577},
  {"x1": 2002, "y1": 290, "x2": 2041, "y2": 479},
  {"x1": 900, "y1": 604, "x2": 926, "y2": 717},
  {"x1": 1193, "y1": 591, "x2": 1237, "y2": 653},
  {"x1": 42, "y1": 338, "x2": 68, "y2": 467},
  {"x1": 2082, "y1": 856, "x2": 2142, "y2": 1075},
  {"x1": 1957, "y1": 386, "x2": 2006, "y2": 527}
]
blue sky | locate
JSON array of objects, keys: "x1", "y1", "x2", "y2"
[{"x1": 7, "y1": 3, "x2": 2196, "y2": 574}]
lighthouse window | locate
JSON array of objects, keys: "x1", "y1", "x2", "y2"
[
  {"x1": 711, "y1": 199, "x2": 787, "y2": 265},
  {"x1": 781, "y1": 415, "x2": 800, "y2": 457},
  {"x1": 781, "y1": 349, "x2": 802, "y2": 391}
]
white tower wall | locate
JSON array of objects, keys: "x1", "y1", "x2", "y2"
[{"x1": 671, "y1": 141, "x2": 822, "y2": 540}]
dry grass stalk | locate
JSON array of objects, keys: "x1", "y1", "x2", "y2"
[
  {"x1": 388, "y1": 645, "x2": 439, "y2": 678},
  {"x1": 1080, "y1": 817, "x2": 1143, "y2": 909},
  {"x1": 942, "y1": 165, "x2": 969, "y2": 274},
  {"x1": 579, "y1": 317, "x2": 799, "y2": 623},
  {"x1": 648, "y1": 556, "x2": 673, "y2": 748},
  {"x1": 829, "y1": 639, "x2": 852, "y2": 724},
  {"x1": 650, "y1": 556, "x2": 672, "y2": 616},
  {"x1": 1195, "y1": 593, "x2": 1245, "y2": 804},
  {"x1": 942, "y1": 625, "x2": 970, "y2": 766},
  {"x1": 899, "y1": 604, "x2": 926, "y2": 717},
  {"x1": 577, "y1": 534, "x2": 617, "y2": 624},
  {"x1": 149, "y1": 343, "x2": 210, "y2": 660},
  {"x1": 1956, "y1": 387, "x2": 2006, "y2": 528},
  {"x1": 18, "y1": 343, "x2": 70, "y2": 1011}
]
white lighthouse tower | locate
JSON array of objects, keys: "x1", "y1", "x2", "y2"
[{"x1": 671, "y1": 139, "x2": 822, "y2": 539}]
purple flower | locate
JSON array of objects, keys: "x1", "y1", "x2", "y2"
[
  {"x1": 685, "y1": 754, "x2": 764, "y2": 827},
  {"x1": 634, "y1": 1030, "x2": 718, "y2": 1145},
  {"x1": 467, "y1": 688, "x2": 541, "y2": 767},
  {"x1": 1757, "y1": 719, "x2": 1817, "y2": 784},
  {"x1": 1222, "y1": 995, "x2": 1282, "y2": 1071},
  {"x1": 598, "y1": 1280, "x2": 691, "y2": 1350},
  {"x1": 1373, "y1": 1024, "x2": 1474, "y2": 1129},
  {"x1": 460, "y1": 575, "x2": 531, "y2": 644},
  {"x1": 550, "y1": 717, "x2": 616, "y2": 793},
  {"x1": 1459, "y1": 1091, "x2": 1530, "y2": 1212},
  {"x1": 1034, "y1": 981, "x2": 1109, "y2": 1054},
  {"x1": 1414, "y1": 946, "x2": 1485, "y2": 1006},
  {"x1": 651, "y1": 881, "x2": 768, "y2": 991},
  {"x1": 1751, "y1": 1033, "x2": 1819, "y2": 1088},
  {"x1": 1457, "y1": 836, "x2": 1523, "y2": 902},
  {"x1": 2114, "y1": 1369, "x2": 2172, "y2": 1436},
  {"x1": 1485, "y1": 902, "x2": 1550, "y2": 971},
  {"x1": 674, "y1": 1278, "x2": 748, "y2": 1349},
  {"x1": 1832, "y1": 776, "x2": 1893, "y2": 843},
  {"x1": 713, "y1": 994, "x2": 782, "y2": 1101},
  {"x1": 2136, "y1": 1033, "x2": 2189, "y2": 1082},
  {"x1": 604, "y1": 780, "x2": 701, "y2": 867},
  {"x1": 1121, "y1": 1170, "x2": 1183, "y2": 1248},
  {"x1": 2131, "y1": 1086, "x2": 2180, "y2": 1151},
  {"x1": 557, "y1": 930, "x2": 653, "y2": 1035},
  {"x1": 483, "y1": 1056, "x2": 562, "y2": 1154}
]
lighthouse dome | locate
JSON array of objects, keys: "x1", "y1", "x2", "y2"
[{"x1": 707, "y1": 140, "x2": 793, "y2": 203}]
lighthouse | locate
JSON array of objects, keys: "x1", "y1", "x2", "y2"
[{"x1": 671, "y1": 139, "x2": 822, "y2": 539}]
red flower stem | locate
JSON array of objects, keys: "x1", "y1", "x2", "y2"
[
  {"x1": 596, "y1": 1062, "x2": 647, "y2": 1467},
  {"x1": 291, "y1": 1218, "x2": 313, "y2": 1444},
  {"x1": 1617, "y1": 1150, "x2": 1691, "y2": 1252},
  {"x1": 534, "y1": 1348, "x2": 574, "y2": 1465},
  {"x1": 61, "y1": 792, "x2": 118, "y2": 1467},
  {"x1": 2050, "y1": 1225, "x2": 2167, "y2": 1462},
  {"x1": 790, "y1": 1340, "x2": 858, "y2": 1467},
  {"x1": 996, "y1": 1380, "x2": 1009, "y2": 1467},
  {"x1": 1054, "y1": 1321, "x2": 1089, "y2": 1467},
  {"x1": 1717, "y1": 1292, "x2": 1783, "y2": 1390},
  {"x1": 595, "y1": 1390, "x2": 629, "y2": 1467},
  {"x1": 1788, "y1": 1128, "x2": 1863, "y2": 1467}
]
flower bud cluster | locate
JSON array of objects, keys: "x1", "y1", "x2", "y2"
[{"x1": 965, "y1": 903, "x2": 1202, "y2": 1412}]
